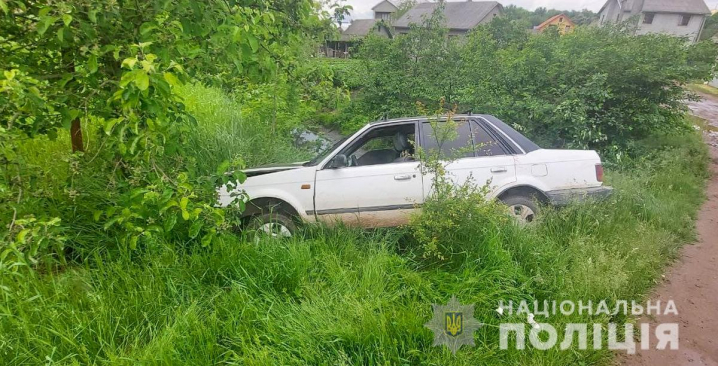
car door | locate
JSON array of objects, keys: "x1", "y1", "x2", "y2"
[
  {"x1": 313, "y1": 122, "x2": 424, "y2": 228},
  {"x1": 420, "y1": 119, "x2": 516, "y2": 199}
]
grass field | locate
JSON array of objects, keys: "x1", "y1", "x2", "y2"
[
  {"x1": 0, "y1": 85, "x2": 710, "y2": 365},
  {"x1": 688, "y1": 83, "x2": 718, "y2": 98}
]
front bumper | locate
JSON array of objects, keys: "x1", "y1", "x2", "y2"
[{"x1": 546, "y1": 186, "x2": 614, "y2": 206}]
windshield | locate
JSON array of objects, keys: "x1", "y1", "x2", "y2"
[{"x1": 305, "y1": 137, "x2": 348, "y2": 166}]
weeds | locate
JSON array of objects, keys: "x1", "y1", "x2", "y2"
[{"x1": 0, "y1": 125, "x2": 708, "y2": 364}]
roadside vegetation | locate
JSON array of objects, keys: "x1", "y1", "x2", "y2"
[
  {"x1": 688, "y1": 83, "x2": 718, "y2": 98},
  {"x1": 0, "y1": 1, "x2": 715, "y2": 364}
]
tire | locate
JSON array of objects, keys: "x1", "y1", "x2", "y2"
[
  {"x1": 500, "y1": 195, "x2": 540, "y2": 225},
  {"x1": 246, "y1": 213, "x2": 297, "y2": 242}
]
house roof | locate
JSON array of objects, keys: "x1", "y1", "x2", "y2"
[
  {"x1": 339, "y1": 19, "x2": 380, "y2": 41},
  {"x1": 393, "y1": 1, "x2": 502, "y2": 30},
  {"x1": 372, "y1": 0, "x2": 399, "y2": 13},
  {"x1": 599, "y1": 0, "x2": 711, "y2": 15},
  {"x1": 642, "y1": 0, "x2": 711, "y2": 15},
  {"x1": 599, "y1": 0, "x2": 641, "y2": 15},
  {"x1": 536, "y1": 13, "x2": 576, "y2": 30}
]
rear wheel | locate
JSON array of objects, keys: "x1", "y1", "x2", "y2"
[
  {"x1": 501, "y1": 195, "x2": 540, "y2": 225},
  {"x1": 246, "y1": 213, "x2": 296, "y2": 242}
]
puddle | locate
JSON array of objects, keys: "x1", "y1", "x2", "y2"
[{"x1": 292, "y1": 128, "x2": 344, "y2": 153}]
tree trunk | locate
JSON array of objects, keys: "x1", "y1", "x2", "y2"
[{"x1": 71, "y1": 118, "x2": 84, "y2": 152}]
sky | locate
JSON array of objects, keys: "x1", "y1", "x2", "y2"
[{"x1": 342, "y1": 0, "x2": 718, "y2": 21}]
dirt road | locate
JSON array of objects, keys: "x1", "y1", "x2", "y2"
[{"x1": 623, "y1": 92, "x2": 718, "y2": 365}]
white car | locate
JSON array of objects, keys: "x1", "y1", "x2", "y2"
[{"x1": 218, "y1": 115, "x2": 613, "y2": 237}]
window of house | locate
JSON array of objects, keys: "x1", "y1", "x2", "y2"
[
  {"x1": 679, "y1": 14, "x2": 691, "y2": 26},
  {"x1": 643, "y1": 13, "x2": 655, "y2": 24},
  {"x1": 559, "y1": 17, "x2": 563, "y2": 22},
  {"x1": 421, "y1": 121, "x2": 474, "y2": 159},
  {"x1": 471, "y1": 121, "x2": 507, "y2": 157}
]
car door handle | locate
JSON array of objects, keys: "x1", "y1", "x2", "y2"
[
  {"x1": 491, "y1": 167, "x2": 508, "y2": 173},
  {"x1": 394, "y1": 174, "x2": 412, "y2": 181}
]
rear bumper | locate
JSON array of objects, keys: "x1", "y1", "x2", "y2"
[{"x1": 546, "y1": 186, "x2": 614, "y2": 206}]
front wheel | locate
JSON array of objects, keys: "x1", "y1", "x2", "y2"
[
  {"x1": 501, "y1": 195, "x2": 540, "y2": 225},
  {"x1": 246, "y1": 213, "x2": 297, "y2": 242}
]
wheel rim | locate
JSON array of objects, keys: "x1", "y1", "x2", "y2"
[
  {"x1": 509, "y1": 204, "x2": 536, "y2": 225},
  {"x1": 255, "y1": 222, "x2": 292, "y2": 241}
]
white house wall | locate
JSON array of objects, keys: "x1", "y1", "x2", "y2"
[
  {"x1": 599, "y1": 0, "x2": 624, "y2": 24},
  {"x1": 636, "y1": 13, "x2": 705, "y2": 42}
]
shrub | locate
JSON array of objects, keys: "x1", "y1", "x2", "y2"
[{"x1": 353, "y1": 15, "x2": 718, "y2": 154}]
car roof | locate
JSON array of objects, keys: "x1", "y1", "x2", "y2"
[{"x1": 368, "y1": 114, "x2": 540, "y2": 153}]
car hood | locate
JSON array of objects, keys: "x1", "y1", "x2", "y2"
[{"x1": 244, "y1": 162, "x2": 307, "y2": 177}]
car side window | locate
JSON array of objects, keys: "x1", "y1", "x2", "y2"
[
  {"x1": 421, "y1": 121, "x2": 474, "y2": 159},
  {"x1": 471, "y1": 121, "x2": 507, "y2": 157},
  {"x1": 338, "y1": 123, "x2": 416, "y2": 167}
]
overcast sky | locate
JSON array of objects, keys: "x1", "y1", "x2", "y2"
[{"x1": 343, "y1": 0, "x2": 718, "y2": 20}]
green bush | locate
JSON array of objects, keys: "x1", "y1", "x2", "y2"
[{"x1": 352, "y1": 14, "x2": 717, "y2": 154}]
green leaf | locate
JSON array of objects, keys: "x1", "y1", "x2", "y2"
[
  {"x1": 38, "y1": 7, "x2": 52, "y2": 17},
  {"x1": 16, "y1": 229, "x2": 30, "y2": 244},
  {"x1": 216, "y1": 160, "x2": 230, "y2": 175},
  {"x1": 188, "y1": 220, "x2": 202, "y2": 239},
  {"x1": 62, "y1": 14, "x2": 72, "y2": 26},
  {"x1": 140, "y1": 22, "x2": 157, "y2": 35},
  {"x1": 121, "y1": 58, "x2": 137, "y2": 70},
  {"x1": 103, "y1": 117, "x2": 121, "y2": 135},
  {"x1": 88, "y1": 9, "x2": 97, "y2": 23},
  {"x1": 88, "y1": 55, "x2": 98, "y2": 74},
  {"x1": 163, "y1": 72, "x2": 181, "y2": 88},
  {"x1": 247, "y1": 34, "x2": 259, "y2": 52},
  {"x1": 135, "y1": 71, "x2": 149, "y2": 91},
  {"x1": 201, "y1": 233, "x2": 214, "y2": 248},
  {"x1": 56, "y1": 27, "x2": 64, "y2": 42},
  {"x1": 0, "y1": 0, "x2": 8, "y2": 15},
  {"x1": 37, "y1": 16, "x2": 57, "y2": 36},
  {"x1": 164, "y1": 214, "x2": 177, "y2": 233},
  {"x1": 129, "y1": 236, "x2": 139, "y2": 250}
]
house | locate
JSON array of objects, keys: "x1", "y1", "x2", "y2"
[
  {"x1": 372, "y1": 0, "x2": 402, "y2": 20},
  {"x1": 535, "y1": 13, "x2": 576, "y2": 34},
  {"x1": 328, "y1": 19, "x2": 392, "y2": 58},
  {"x1": 393, "y1": 1, "x2": 504, "y2": 36},
  {"x1": 598, "y1": 0, "x2": 711, "y2": 43},
  {"x1": 325, "y1": 0, "x2": 415, "y2": 58}
]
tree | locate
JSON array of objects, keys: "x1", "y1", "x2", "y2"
[
  {"x1": 0, "y1": 0, "x2": 329, "y2": 252},
  {"x1": 352, "y1": 17, "x2": 717, "y2": 153},
  {"x1": 700, "y1": 12, "x2": 718, "y2": 41},
  {"x1": 331, "y1": 1, "x2": 353, "y2": 29}
]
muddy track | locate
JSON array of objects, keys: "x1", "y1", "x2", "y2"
[{"x1": 622, "y1": 93, "x2": 718, "y2": 366}]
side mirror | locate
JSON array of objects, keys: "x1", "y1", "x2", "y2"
[{"x1": 328, "y1": 154, "x2": 347, "y2": 169}]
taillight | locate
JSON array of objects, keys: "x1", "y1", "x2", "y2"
[{"x1": 595, "y1": 164, "x2": 604, "y2": 182}]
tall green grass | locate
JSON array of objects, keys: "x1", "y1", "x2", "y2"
[
  {"x1": 178, "y1": 83, "x2": 311, "y2": 175},
  {"x1": 1, "y1": 82, "x2": 710, "y2": 365},
  {"x1": 0, "y1": 127, "x2": 708, "y2": 364}
]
